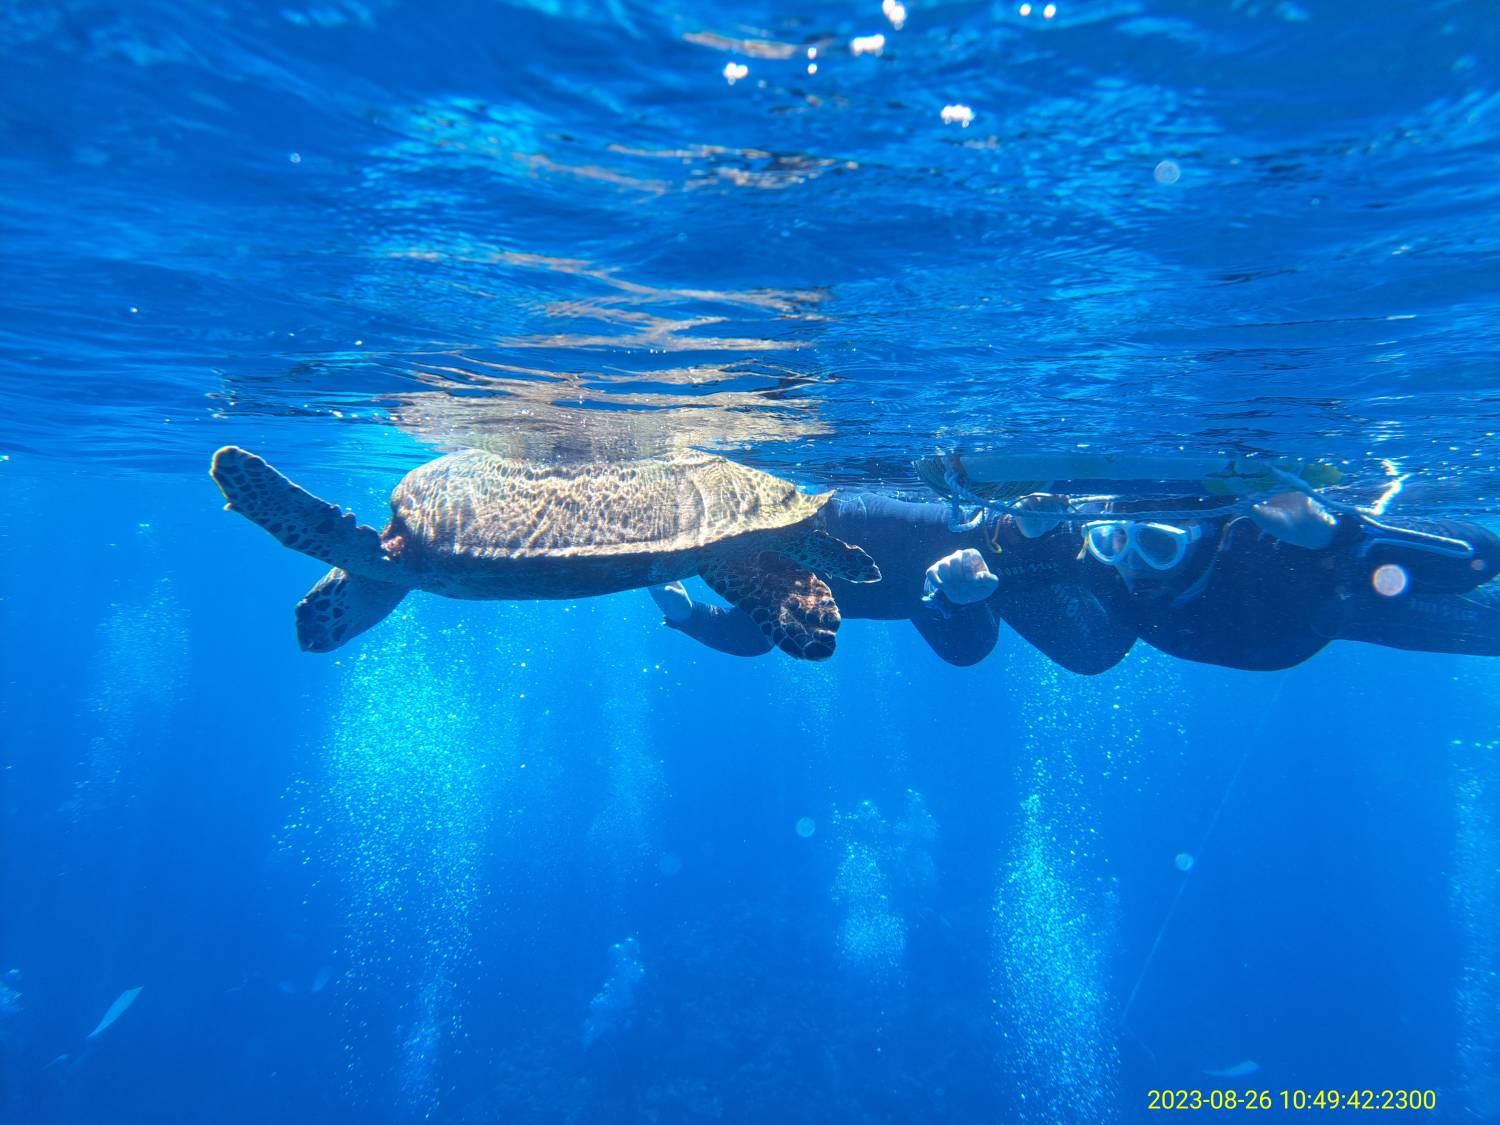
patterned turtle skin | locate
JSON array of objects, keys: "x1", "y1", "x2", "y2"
[{"x1": 210, "y1": 445, "x2": 880, "y2": 659}]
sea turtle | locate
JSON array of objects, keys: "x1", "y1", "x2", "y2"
[{"x1": 210, "y1": 445, "x2": 881, "y2": 660}]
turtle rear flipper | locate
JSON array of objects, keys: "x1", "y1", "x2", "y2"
[
  {"x1": 782, "y1": 529, "x2": 881, "y2": 584},
  {"x1": 296, "y1": 568, "x2": 408, "y2": 653},
  {"x1": 700, "y1": 550, "x2": 841, "y2": 661},
  {"x1": 211, "y1": 446, "x2": 389, "y2": 577}
]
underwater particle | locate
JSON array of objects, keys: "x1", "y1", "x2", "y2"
[
  {"x1": 0, "y1": 970, "x2": 21, "y2": 1020},
  {"x1": 658, "y1": 851, "x2": 683, "y2": 876},
  {"x1": 941, "y1": 104, "x2": 975, "y2": 127},
  {"x1": 1373, "y1": 563, "x2": 1408, "y2": 597},
  {"x1": 1043, "y1": 2, "x2": 1057, "y2": 17},
  {"x1": 838, "y1": 906, "x2": 905, "y2": 977},
  {"x1": 1019, "y1": 3, "x2": 1032, "y2": 15},
  {"x1": 850, "y1": 33, "x2": 885, "y2": 56},
  {"x1": 1453, "y1": 745, "x2": 1500, "y2": 1117},
  {"x1": 316, "y1": 615, "x2": 496, "y2": 1111},
  {"x1": 833, "y1": 841, "x2": 906, "y2": 979},
  {"x1": 796, "y1": 816, "x2": 817, "y2": 838},
  {"x1": 71, "y1": 577, "x2": 188, "y2": 820},
  {"x1": 397, "y1": 974, "x2": 450, "y2": 1115},
  {"x1": 807, "y1": 62, "x2": 818, "y2": 75},
  {"x1": 991, "y1": 786, "x2": 1119, "y2": 1120},
  {"x1": 289, "y1": 152, "x2": 302, "y2": 164},
  {"x1": 882, "y1": 0, "x2": 907, "y2": 30},
  {"x1": 722, "y1": 61, "x2": 749, "y2": 84},
  {"x1": 1154, "y1": 160, "x2": 1181, "y2": 185},
  {"x1": 1174, "y1": 852, "x2": 1195, "y2": 872},
  {"x1": 583, "y1": 938, "x2": 645, "y2": 1047}
]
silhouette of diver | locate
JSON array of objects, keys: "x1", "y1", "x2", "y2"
[
  {"x1": 650, "y1": 492, "x2": 1134, "y2": 673},
  {"x1": 652, "y1": 487, "x2": 1500, "y2": 673},
  {"x1": 1077, "y1": 491, "x2": 1500, "y2": 671}
]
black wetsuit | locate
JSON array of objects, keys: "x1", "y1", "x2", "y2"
[
  {"x1": 1095, "y1": 513, "x2": 1500, "y2": 671},
  {"x1": 666, "y1": 494, "x2": 1135, "y2": 673}
]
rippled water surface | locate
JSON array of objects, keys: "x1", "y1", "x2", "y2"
[{"x1": 4, "y1": 0, "x2": 1498, "y2": 501}]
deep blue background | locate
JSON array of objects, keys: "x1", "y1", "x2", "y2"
[
  {"x1": 3, "y1": 463, "x2": 1496, "y2": 1122},
  {"x1": 2, "y1": 0, "x2": 1499, "y2": 1121}
]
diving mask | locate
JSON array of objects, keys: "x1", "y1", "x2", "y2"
[{"x1": 1082, "y1": 520, "x2": 1203, "y2": 572}]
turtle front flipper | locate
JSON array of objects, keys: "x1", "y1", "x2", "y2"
[
  {"x1": 782, "y1": 529, "x2": 881, "y2": 584},
  {"x1": 296, "y1": 568, "x2": 408, "y2": 652},
  {"x1": 210, "y1": 446, "x2": 390, "y2": 578},
  {"x1": 700, "y1": 550, "x2": 841, "y2": 661}
]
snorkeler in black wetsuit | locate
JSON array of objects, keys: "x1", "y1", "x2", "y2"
[
  {"x1": 1078, "y1": 492, "x2": 1500, "y2": 671},
  {"x1": 650, "y1": 492, "x2": 1135, "y2": 673}
]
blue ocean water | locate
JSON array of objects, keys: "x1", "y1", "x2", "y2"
[{"x1": 2, "y1": 1, "x2": 1499, "y2": 1122}]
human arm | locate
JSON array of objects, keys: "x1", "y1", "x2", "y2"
[
  {"x1": 1247, "y1": 491, "x2": 1338, "y2": 549},
  {"x1": 906, "y1": 548, "x2": 1002, "y2": 666},
  {"x1": 1340, "y1": 580, "x2": 1500, "y2": 656},
  {"x1": 1000, "y1": 580, "x2": 1137, "y2": 675},
  {"x1": 910, "y1": 598, "x2": 1000, "y2": 666},
  {"x1": 1353, "y1": 519, "x2": 1500, "y2": 595},
  {"x1": 648, "y1": 582, "x2": 774, "y2": 657}
]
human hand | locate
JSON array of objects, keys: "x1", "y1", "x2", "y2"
[
  {"x1": 1248, "y1": 491, "x2": 1337, "y2": 549},
  {"x1": 1012, "y1": 492, "x2": 1069, "y2": 539},
  {"x1": 649, "y1": 581, "x2": 694, "y2": 624},
  {"x1": 924, "y1": 548, "x2": 1000, "y2": 605}
]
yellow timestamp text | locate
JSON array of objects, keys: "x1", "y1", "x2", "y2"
[{"x1": 1147, "y1": 1089, "x2": 1437, "y2": 1112}]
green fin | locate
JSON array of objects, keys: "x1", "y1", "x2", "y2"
[
  {"x1": 781, "y1": 529, "x2": 882, "y2": 584},
  {"x1": 210, "y1": 446, "x2": 389, "y2": 577},
  {"x1": 295, "y1": 568, "x2": 408, "y2": 653},
  {"x1": 1202, "y1": 459, "x2": 1346, "y2": 497},
  {"x1": 700, "y1": 550, "x2": 841, "y2": 661}
]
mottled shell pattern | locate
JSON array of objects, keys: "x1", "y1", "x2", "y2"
[{"x1": 389, "y1": 449, "x2": 831, "y2": 560}]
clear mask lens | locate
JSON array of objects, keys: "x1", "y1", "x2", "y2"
[
  {"x1": 1133, "y1": 524, "x2": 1189, "y2": 570},
  {"x1": 1085, "y1": 522, "x2": 1130, "y2": 565},
  {"x1": 1083, "y1": 520, "x2": 1193, "y2": 571}
]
